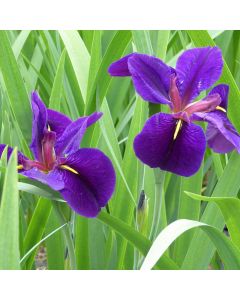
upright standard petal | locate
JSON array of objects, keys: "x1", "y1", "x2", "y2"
[
  {"x1": 134, "y1": 113, "x2": 206, "y2": 176},
  {"x1": 54, "y1": 112, "x2": 103, "y2": 156},
  {"x1": 30, "y1": 91, "x2": 47, "y2": 162},
  {"x1": 58, "y1": 148, "x2": 116, "y2": 217},
  {"x1": 195, "y1": 111, "x2": 240, "y2": 153},
  {"x1": 47, "y1": 109, "x2": 72, "y2": 139},
  {"x1": 128, "y1": 54, "x2": 172, "y2": 105},
  {"x1": 176, "y1": 47, "x2": 223, "y2": 105}
]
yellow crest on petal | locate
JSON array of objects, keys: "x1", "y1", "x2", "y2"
[
  {"x1": 60, "y1": 164, "x2": 79, "y2": 175},
  {"x1": 216, "y1": 106, "x2": 226, "y2": 113},
  {"x1": 173, "y1": 120, "x2": 183, "y2": 140}
]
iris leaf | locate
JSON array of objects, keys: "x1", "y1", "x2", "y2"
[
  {"x1": 49, "y1": 49, "x2": 66, "y2": 111},
  {"x1": 173, "y1": 165, "x2": 203, "y2": 265},
  {"x1": 182, "y1": 152, "x2": 240, "y2": 269},
  {"x1": 187, "y1": 30, "x2": 240, "y2": 131},
  {"x1": 85, "y1": 30, "x2": 132, "y2": 114},
  {"x1": 59, "y1": 30, "x2": 90, "y2": 103},
  {"x1": 22, "y1": 198, "x2": 52, "y2": 269},
  {"x1": 0, "y1": 31, "x2": 32, "y2": 142},
  {"x1": 97, "y1": 211, "x2": 179, "y2": 270},
  {"x1": 0, "y1": 149, "x2": 20, "y2": 269},
  {"x1": 141, "y1": 219, "x2": 240, "y2": 270},
  {"x1": 185, "y1": 192, "x2": 240, "y2": 249}
]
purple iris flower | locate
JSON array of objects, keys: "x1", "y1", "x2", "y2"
[
  {"x1": 108, "y1": 47, "x2": 240, "y2": 177},
  {"x1": 0, "y1": 92, "x2": 116, "y2": 217}
]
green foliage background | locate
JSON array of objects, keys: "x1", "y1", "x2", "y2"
[{"x1": 1, "y1": 30, "x2": 240, "y2": 270}]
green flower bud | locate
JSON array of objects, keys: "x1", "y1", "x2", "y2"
[{"x1": 136, "y1": 190, "x2": 148, "y2": 236}]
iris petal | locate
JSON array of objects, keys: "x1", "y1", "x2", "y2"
[
  {"x1": 30, "y1": 91, "x2": 47, "y2": 162},
  {"x1": 109, "y1": 53, "x2": 172, "y2": 105},
  {"x1": 195, "y1": 111, "x2": 240, "y2": 153},
  {"x1": 57, "y1": 148, "x2": 116, "y2": 217},
  {"x1": 21, "y1": 168, "x2": 64, "y2": 190},
  {"x1": 176, "y1": 47, "x2": 223, "y2": 105},
  {"x1": 47, "y1": 109, "x2": 72, "y2": 139},
  {"x1": 128, "y1": 54, "x2": 172, "y2": 105},
  {"x1": 108, "y1": 53, "x2": 134, "y2": 76},
  {"x1": 134, "y1": 113, "x2": 206, "y2": 177},
  {"x1": 54, "y1": 112, "x2": 103, "y2": 156},
  {"x1": 208, "y1": 84, "x2": 229, "y2": 110}
]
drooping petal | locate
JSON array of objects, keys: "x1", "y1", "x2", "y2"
[
  {"x1": 57, "y1": 148, "x2": 116, "y2": 217},
  {"x1": 30, "y1": 91, "x2": 47, "y2": 161},
  {"x1": 176, "y1": 47, "x2": 223, "y2": 105},
  {"x1": 108, "y1": 54, "x2": 134, "y2": 76},
  {"x1": 128, "y1": 54, "x2": 172, "y2": 105},
  {"x1": 133, "y1": 113, "x2": 206, "y2": 176},
  {"x1": 21, "y1": 168, "x2": 64, "y2": 190},
  {"x1": 194, "y1": 111, "x2": 240, "y2": 153},
  {"x1": 47, "y1": 109, "x2": 72, "y2": 139},
  {"x1": 208, "y1": 84, "x2": 229, "y2": 110},
  {"x1": 0, "y1": 144, "x2": 27, "y2": 164},
  {"x1": 54, "y1": 112, "x2": 102, "y2": 156}
]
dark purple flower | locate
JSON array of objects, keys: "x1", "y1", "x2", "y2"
[
  {"x1": 0, "y1": 92, "x2": 116, "y2": 217},
  {"x1": 109, "y1": 47, "x2": 240, "y2": 177}
]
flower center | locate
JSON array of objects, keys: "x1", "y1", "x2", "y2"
[
  {"x1": 169, "y1": 75, "x2": 222, "y2": 119},
  {"x1": 169, "y1": 75, "x2": 225, "y2": 140},
  {"x1": 41, "y1": 130, "x2": 56, "y2": 171},
  {"x1": 17, "y1": 130, "x2": 57, "y2": 173}
]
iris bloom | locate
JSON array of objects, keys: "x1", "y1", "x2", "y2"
[
  {"x1": 0, "y1": 92, "x2": 116, "y2": 217},
  {"x1": 109, "y1": 47, "x2": 240, "y2": 176}
]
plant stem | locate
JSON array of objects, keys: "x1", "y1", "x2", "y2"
[
  {"x1": 52, "y1": 201, "x2": 77, "y2": 270},
  {"x1": 149, "y1": 169, "x2": 166, "y2": 240}
]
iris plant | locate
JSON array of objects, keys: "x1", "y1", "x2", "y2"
[
  {"x1": 0, "y1": 92, "x2": 116, "y2": 217},
  {"x1": 109, "y1": 47, "x2": 240, "y2": 176}
]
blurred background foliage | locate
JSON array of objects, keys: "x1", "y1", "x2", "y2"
[{"x1": 1, "y1": 30, "x2": 240, "y2": 270}]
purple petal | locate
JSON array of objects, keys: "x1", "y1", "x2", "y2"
[
  {"x1": 21, "y1": 168, "x2": 64, "y2": 190},
  {"x1": 109, "y1": 53, "x2": 172, "y2": 105},
  {"x1": 55, "y1": 112, "x2": 102, "y2": 156},
  {"x1": 195, "y1": 111, "x2": 240, "y2": 153},
  {"x1": 47, "y1": 109, "x2": 72, "y2": 139},
  {"x1": 128, "y1": 54, "x2": 172, "y2": 105},
  {"x1": 0, "y1": 144, "x2": 27, "y2": 164},
  {"x1": 108, "y1": 54, "x2": 134, "y2": 76},
  {"x1": 30, "y1": 91, "x2": 47, "y2": 162},
  {"x1": 208, "y1": 84, "x2": 229, "y2": 110},
  {"x1": 133, "y1": 113, "x2": 206, "y2": 177},
  {"x1": 176, "y1": 47, "x2": 223, "y2": 105},
  {"x1": 57, "y1": 148, "x2": 116, "y2": 217}
]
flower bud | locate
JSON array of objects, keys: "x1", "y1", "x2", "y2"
[{"x1": 136, "y1": 190, "x2": 148, "y2": 236}]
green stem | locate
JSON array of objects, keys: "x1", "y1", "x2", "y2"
[
  {"x1": 97, "y1": 211, "x2": 178, "y2": 270},
  {"x1": 52, "y1": 201, "x2": 77, "y2": 270},
  {"x1": 149, "y1": 169, "x2": 166, "y2": 240}
]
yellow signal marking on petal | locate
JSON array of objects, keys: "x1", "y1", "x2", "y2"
[
  {"x1": 47, "y1": 125, "x2": 51, "y2": 131},
  {"x1": 216, "y1": 106, "x2": 226, "y2": 113},
  {"x1": 60, "y1": 165, "x2": 79, "y2": 175},
  {"x1": 173, "y1": 120, "x2": 183, "y2": 140},
  {"x1": 17, "y1": 165, "x2": 23, "y2": 170}
]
